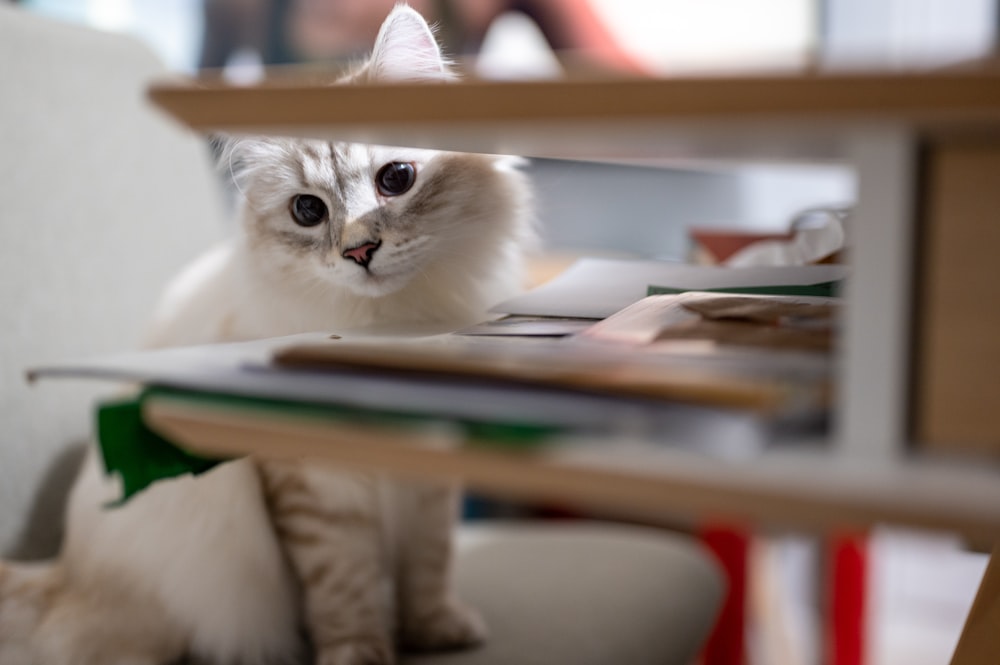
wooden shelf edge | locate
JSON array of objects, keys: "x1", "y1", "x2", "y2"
[
  {"x1": 143, "y1": 394, "x2": 1000, "y2": 541},
  {"x1": 148, "y1": 72, "x2": 1000, "y2": 130}
]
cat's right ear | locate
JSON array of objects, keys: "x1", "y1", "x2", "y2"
[{"x1": 366, "y1": 5, "x2": 455, "y2": 82}]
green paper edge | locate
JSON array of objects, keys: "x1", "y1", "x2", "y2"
[
  {"x1": 646, "y1": 279, "x2": 842, "y2": 298},
  {"x1": 96, "y1": 386, "x2": 561, "y2": 504}
]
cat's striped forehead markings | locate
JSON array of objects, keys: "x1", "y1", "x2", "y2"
[
  {"x1": 292, "y1": 154, "x2": 309, "y2": 191},
  {"x1": 297, "y1": 144, "x2": 333, "y2": 193},
  {"x1": 341, "y1": 146, "x2": 374, "y2": 193},
  {"x1": 327, "y1": 142, "x2": 343, "y2": 197},
  {"x1": 300, "y1": 143, "x2": 323, "y2": 162}
]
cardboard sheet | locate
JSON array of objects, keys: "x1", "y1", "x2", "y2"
[{"x1": 491, "y1": 258, "x2": 848, "y2": 319}]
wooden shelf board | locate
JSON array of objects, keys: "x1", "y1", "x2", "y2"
[
  {"x1": 148, "y1": 71, "x2": 1000, "y2": 162},
  {"x1": 144, "y1": 394, "x2": 1000, "y2": 542}
]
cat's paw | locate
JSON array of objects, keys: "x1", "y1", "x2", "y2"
[
  {"x1": 401, "y1": 599, "x2": 488, "y2": 652},
  {"x1": 316, "y1": 639, "x2": 395, "y2": 665}
]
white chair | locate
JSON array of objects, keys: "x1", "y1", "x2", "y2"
[{"x1": 0, "y1": 8, "x2": 724, "y2": 664}]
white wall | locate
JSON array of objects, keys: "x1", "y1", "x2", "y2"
[
  {"x1": 823, "y1": 0, "x2": 997, "y2": 68},
  {"x1": 0, "y1": 8, "x2": 223, "y2": 557}
]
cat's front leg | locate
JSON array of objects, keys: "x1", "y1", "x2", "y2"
[
  {"x1": 259, "y1": 462, "x2": 396, "y2": 665},
  {"x1": 395, "y1": 482, "x2": 487, "y2": 652}
]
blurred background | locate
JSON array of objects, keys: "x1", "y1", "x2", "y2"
[
  {"x1": 12, "y1": 0, "x2": 998, "y2": 260},
  {"x1": 16, "y1": 0, "x2": 1000, "y2": 74},
  {"x1": 5, "y1": 3, "x2": 999, "y2": 665}
]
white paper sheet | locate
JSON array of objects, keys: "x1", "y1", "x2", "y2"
[
  {"x1": 491, "y1": 258, "x2": 849, "y2": 319},
  {"x1": 27, "y1": 333, "x2": 766, "y2": 439}
]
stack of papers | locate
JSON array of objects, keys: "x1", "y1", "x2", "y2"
[
  {"x1": 31, "y1": 259, "x2": 843, "y2": 422},
  {"x1": 491, "y1": 258, "x2": 847, "y2": 319},
  {"x1": 28, "y1": 259, "x2": 843, "y2": 499}
]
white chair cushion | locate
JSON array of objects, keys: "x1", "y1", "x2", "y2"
[{"x1": 405, "y1": 522, "x2": 724, "y2": 665}]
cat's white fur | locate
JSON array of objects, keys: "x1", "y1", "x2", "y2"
[{"x1": 0, "y1": 6, "x2": 533, "y2": 665}]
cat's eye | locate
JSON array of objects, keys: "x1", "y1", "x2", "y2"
[
  {"x1": 375, "y1": 162, "x2": 416, "y2": 197},
  {"x1": 290, "y1": 194, "x2": 328, "y2": 227}
]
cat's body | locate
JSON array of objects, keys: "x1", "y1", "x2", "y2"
[{"x1": 0, "y1": 7, "x2": 533, "y2": 665}]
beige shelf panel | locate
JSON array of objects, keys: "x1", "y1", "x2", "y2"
[
  {"x1": 145, "y1": 394, "x2": 1000, "y2": 541},
  {"x1": 149, "y1": 70, "x2": 1000, "y2": 163}
]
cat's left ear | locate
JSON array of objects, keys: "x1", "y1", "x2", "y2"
[{"x1": 367, "y1": 5, "x2": 454, "y2": 82}]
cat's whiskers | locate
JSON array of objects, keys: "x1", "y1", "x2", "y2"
[
  {"x1": 411, "y1": 264, "x2": 438, "y2": 293},
  {"x1": 421, "y1": 244, "x2": 494, "y2": 264}
]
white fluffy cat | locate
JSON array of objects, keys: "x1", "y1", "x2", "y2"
[{"x1": 0, "y1": 6, "x2": 533, "y2": 665}]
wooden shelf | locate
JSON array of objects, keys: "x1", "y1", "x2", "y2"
[
  {"x1": 144, "y1": 393, "x2": 1000, "y2": 542},
  {"x1": 149, "y1": 70, "x2": 1000, "y2": 163}
]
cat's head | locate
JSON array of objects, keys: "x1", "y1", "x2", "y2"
[{"x1": 221, "y1": 5, "x2": 532, "y2": 303}]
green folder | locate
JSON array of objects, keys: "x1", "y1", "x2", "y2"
[{"x1": 97, "y1": 387, "x2": 561, "y2": 504}]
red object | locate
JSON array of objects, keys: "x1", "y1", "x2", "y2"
[
  {"x1": 828, "y1": 533, "x2": 868, "y2": 665},
  {"x1": 689, "y1": 229, "x2": 793, "y2": 264},
  {"x1": 699, "y1": 525, "x2": 750, "y2": 665}
]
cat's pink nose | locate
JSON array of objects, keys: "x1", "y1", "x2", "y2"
[{"x1": 342, "y1": 241, "x2": 381, "y2": 268}]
